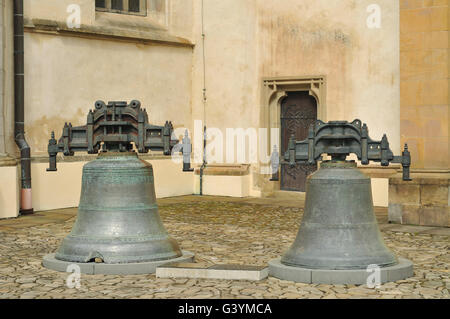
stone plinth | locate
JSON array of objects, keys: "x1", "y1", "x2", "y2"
[
  {"x1": 388, "y1": 172, "x2": 450, "y2": 227},
  {"x1": 156, "y1": 263, "x2": 268, "y2": 281}
]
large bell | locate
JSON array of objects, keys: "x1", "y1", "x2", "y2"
[
  {"x1": 281, "y1": 161, "x2": 397, "y2": 270},
  {"x1": 55, "y1": 152, "x2": 182, "y2": 264}
]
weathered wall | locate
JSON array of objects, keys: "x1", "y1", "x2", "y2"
[
  {"x1": 0, "y1": 165, "x2": 19, "y2": 219},
  {"x1": 258, "y1": 0, "x2": 400, "y2": 147},
  {"x1": 1, "y1": 0, "x2": 15, "y2": 157},
  {"x1": 191, "y1": 0, "x2": 400, "y2": 155},
  {"x1": 399, "y1": 0, "x2": 449, "y2": 169},
  {"x1": 0, "y1": 0, "x2": 197, "y2": 215},
  {"x1": 0, "y1": 0, "x2": 4, "y2": 155},
  {"x1": 1, "y1": 0, "x2": 403, "y2": 215},
  {"x1": 23, "y1": 0, "x2": 194, "y2": 156},
  {"x1": 23, "y1": 33, "x2": 193, "y2": 155},
  {"x1": 190, "y1": 0, "x2": 400, "y2": 204},
  {"x1": 0, "y1": 1, "x2": 19, "y2": 218}
]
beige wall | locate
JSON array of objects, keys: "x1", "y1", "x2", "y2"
[
  {"x1": 23, "y1": 0, "x2": 195, "y2": 156},
  {"x1": 0, "y1": 0, "x2": 4, "y2": 155},
  {"x1": 191, "y1": 0, "x2": 400, "y2": 199},
  {"x1": 194, "y1": 175, "x2": 251, "y2": 197},
  {"x1": 24, "y1": 33, "x2": 193, "y2": 155},
  {"x1": 1, "y1": 0, "x2": 403, "y2": 215},
  {"x1": 4, "y1": 1, "x2": 195, "y2": 215},
  {"x1": 1, "y1": 0, "x2": 15, "y2": 157},
  {"x1": 192, "y1": 0, "x2": 400, "y2": 148},
  {"x1": 0, "y1": 166, "x2": 19, "y2": 218}
]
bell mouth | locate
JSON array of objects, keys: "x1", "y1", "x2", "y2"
[
  {"x1": 280, "y1": 255, "x2": 399, "y2": 270},
  {"x1": 54, "y1": 236, "x2": 182, "y2": 264}
]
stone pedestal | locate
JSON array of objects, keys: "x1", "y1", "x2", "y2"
[{"x1": 388, "y1": 172, "x2": 450, "y2": 227}]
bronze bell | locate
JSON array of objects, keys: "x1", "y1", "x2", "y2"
[
  {"x1": 44, "y1": 100, "x2": 193, "y2": 266},
  {"x1": 281, "y1": 161, "x2": 397, "y2": 269},
  {"x1": 55, "y1": 152, "x2": 182, "y2": 263},
  {"x1": 269, "y1": 120, "x2": 413, "y2": 283}
]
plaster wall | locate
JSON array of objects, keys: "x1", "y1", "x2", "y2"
[
  {"x1": 194, "y1": 175, "x2": 251, "y2": 198},
  {"x1": 191, "y1": 0, "x2": 399, "y2": 201},
  {"x1": 1, "y1": 0, "x2": 401, "y2": 214},
  {"x1": 24, "y1": 33, "x2": 193, "y2": 156},
  {"x1": 1, "y1": 0, "x2": 15, "y2": 157},
  {"x1": 0, "y1": 166, "x2": 19, "y2": 218},
  {"x1": 0, "y1": 0, "x2": 4, "y2": 155},
  {"x1": 191, "y1": 0, "x2": 400, "y2": 157},
  {"x1": 23, "y1": 0, "x2": 194, "y2": 41},
  {"x1": 371, "y1": 178, "x2": 389, "y2": 207}
]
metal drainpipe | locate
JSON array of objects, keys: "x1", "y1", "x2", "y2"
[
  {"x1": 199, "y1": 125, "x2": 207, "y2": 195},
  {"x1": 14, "y1": 0, "x2": 33, "y2": 215},
  {"x1": 199, "y1": 0, "x2": 207, "y2": 196}
]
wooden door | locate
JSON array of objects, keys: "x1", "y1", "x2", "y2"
[{"x1": 280, "y1": 91, "x2": 317, "y2": 192}]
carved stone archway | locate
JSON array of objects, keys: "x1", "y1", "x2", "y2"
[{"x1": 258, "y1": 76, "x2": 327, "y2": 196}]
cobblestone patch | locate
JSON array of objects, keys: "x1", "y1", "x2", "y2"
[{"x1": 0, "y1": 197, "x2": 448, "y2": 299}]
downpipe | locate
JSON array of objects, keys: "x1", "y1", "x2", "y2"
[
  {"x1": 199, "y1": 126, "x2": 207, "y2": 196},
  {"x1": 14, "y1": 0, "x2": 33, "y2": 215}
]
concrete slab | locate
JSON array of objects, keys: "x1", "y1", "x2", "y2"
[
  {"x1": 42, "y1": 251, "x2": 195, "y2": 275},
  {"x1": 268, "y1": 258, "x2": 413, "y2": 285},
  {"x1": 156, "y1": 263, "x2": 269, "y2": 281}
]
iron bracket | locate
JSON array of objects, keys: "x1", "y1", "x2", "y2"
[
  {"x1": 271, "y1": 119, "x2": 411, "y2": 181},
  {"x1": 47, "y1": 100, "x2": 193, "y2": 172}
]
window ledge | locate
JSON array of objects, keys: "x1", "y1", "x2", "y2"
[{"x1": 24, "y1": 18, "x2": 194, "y2": 48}]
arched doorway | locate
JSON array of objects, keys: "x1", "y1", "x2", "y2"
[{"x1": 280, "y1": 91, "x2": 317, "y2": 192}]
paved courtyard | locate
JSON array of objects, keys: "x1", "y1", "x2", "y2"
[{"x1": 0, "y1": 196, "x2": 448, "y2": 299}]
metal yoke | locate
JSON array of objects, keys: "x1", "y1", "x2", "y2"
[
  {"x1": 272, "y1": 119, "x2": 411, "y2": 181},
  {"x1": 46, "y1": 100, "x2": 193, "y2": 171}
]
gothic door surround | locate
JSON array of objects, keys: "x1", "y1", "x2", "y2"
[{"x1": 280, "y1": 91, "x2": 317, "y2": 192}]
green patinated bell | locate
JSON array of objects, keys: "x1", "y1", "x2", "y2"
[
  {"x1": 55, "y1": 152, "x2": 182, "y2": 264},
  {"x1": 281, "y1": 161, "x2": 398, "y2": 270}
]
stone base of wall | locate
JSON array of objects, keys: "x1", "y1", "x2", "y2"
[
  {"x1": 194, "y1": 165, "x2": 251, "y2": 197},
  {"x1": 0, "y1": 157, "x2": 19, "y2": 219},
  {"x1": 388, "y1": 172, "x2": 450, "y2": 227}
]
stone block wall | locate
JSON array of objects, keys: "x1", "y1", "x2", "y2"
[
  {"x1": 399, "y1": 0, "x2": 449, "y2": 169},
  {"x1": 389, "y1": 173, "x2": 450, "y2": 226}
]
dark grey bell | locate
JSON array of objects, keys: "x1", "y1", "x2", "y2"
[
  {"x1": 54, "y1": 152, "x2": 182, "y2": 264},
  {"x1": 281, "y1": 161, "x2": 398, "y2": 270}
]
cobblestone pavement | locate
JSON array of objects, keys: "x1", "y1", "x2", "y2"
[{"x1": 0, "y1": 196, "x2": 448, "y2": 299}]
